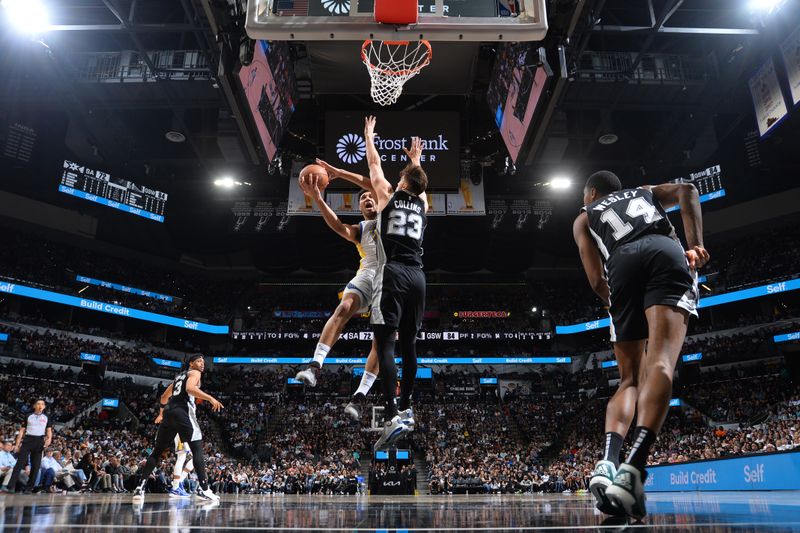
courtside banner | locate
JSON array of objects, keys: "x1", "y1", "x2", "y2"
[{"x1": 646, "y1": 451, "x2": 800, "y2": 492}]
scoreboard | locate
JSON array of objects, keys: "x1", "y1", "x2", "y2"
[{"x1": 59, "y1": 160, "x2": 168, "y2": 222}]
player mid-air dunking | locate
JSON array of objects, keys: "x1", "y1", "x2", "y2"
[
  {"x1": 132, "y1": 354, "x2": 224, "y2": 503},
  {"x1": 573, "y1": 171, "x2": 708, "y2": 520},
  {"x1": 359, "y1": 116, "x2": 429, "y2": 451},
  {"x1": 294, "y1": 173, "x2": 382, "y2": 419}
]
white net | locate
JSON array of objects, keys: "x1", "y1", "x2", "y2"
[{"x1": 361, "y1": 40, "x2": 432, "y2": 106}]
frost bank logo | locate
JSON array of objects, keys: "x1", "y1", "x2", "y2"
[
  {"x1": 337, "y1": 133, "x2": 366, "y2": 164},
  {"x1": 322, "y1": 0, "x2": 350, "y2": 15}
]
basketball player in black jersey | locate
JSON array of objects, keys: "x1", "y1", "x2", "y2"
[
  {"x1": 350, "y1": 115, "x2": 428, "y2": 451},
  {"x1": 574, "y1": 171, "x2": 709, "y2": 520},
  {"x1": 132, "y1": 354, "x2": 224, "y2": 503}
]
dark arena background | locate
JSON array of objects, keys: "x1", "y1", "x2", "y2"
[{"x1": 1, "y1": 0, "x2": 800, "y2": 531}]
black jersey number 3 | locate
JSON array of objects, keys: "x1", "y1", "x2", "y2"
[
  {"x1": 599, "y1": 196, "x2": 663, "y2": 241},
  {"x1": 386, "y1": 210, "x2": 423, "y2": 240}
]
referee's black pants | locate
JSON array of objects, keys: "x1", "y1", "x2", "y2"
[{"x1": 8, "y1": 436, "x2": 44, "y2": 492}]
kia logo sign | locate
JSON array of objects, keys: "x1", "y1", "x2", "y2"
[{"x1": 337, "y1": 133, "x2": 367, "y2": 164}]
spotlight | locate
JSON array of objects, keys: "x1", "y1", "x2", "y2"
[
  {"x1": 531, "y1": 306, "x2": 538, "y2": 313},
  {"x1": 214, "y1": 177, "x2": 252, "y2": 189},
  {"x1": 1, "y1": 0, "x2": 50, "y2": 35},
  {"x1": 748, "y1": 0, "x2": 784, "y2": 12},
  {"x1": 214, "y1": 177, "x2": 237, "y2": 188},
  {"x1": 549, "y1": 177, "x2": 572, "y2": 189}
]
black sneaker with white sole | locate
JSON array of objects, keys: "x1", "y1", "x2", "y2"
[{"x1": 605, "y1": 463, "x2": 647, "y2": 521}]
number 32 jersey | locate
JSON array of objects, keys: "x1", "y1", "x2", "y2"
[
  {"x1": 378, "y1": 189, "x2": 427, "y2": 267},
  {"x1": 583, "y1": 187, "x2": 677, "y2": 261}
]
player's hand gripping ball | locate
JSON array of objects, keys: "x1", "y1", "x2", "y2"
[{"x1": 298, "y1": 164, "x2": 330, "y2": 193}]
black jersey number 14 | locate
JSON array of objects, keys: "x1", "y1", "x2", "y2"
[
  {"x1": 387, "y1": 210, "x2": 423, "y2": 240},
  {"x1": 599, "y1": 197, "x2": 662, "y2": 241}
]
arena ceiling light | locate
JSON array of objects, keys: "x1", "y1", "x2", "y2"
[
  {"x1": 748, "y1": 0, "x2": 785, "y2": 13},
  {"x1": 214, "y1": 177, "x2": 251, "y2": 189},
  {"x1": 1, "y1": 0, "x2": 50, "y2": 35},
  {"x1": 549, "y1": 177, "x2": 572, "y2": 190}
]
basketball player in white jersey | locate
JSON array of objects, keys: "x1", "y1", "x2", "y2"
[
  {"x1": 168, "y1": 436, "x2": 195, "y2": 498},
  {"x1": 294, "y1": 173, "x2": 382, "y2": 419}
]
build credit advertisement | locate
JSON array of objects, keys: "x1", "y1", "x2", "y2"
[{"x1": 645, "y1": 451, "x2": 800, "y2": 492}]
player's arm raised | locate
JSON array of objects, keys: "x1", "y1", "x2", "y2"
[
  {"x1": 185, "y1": 370, "x2": 224, "y2": 412},
  {"x1": 315, "y1": 158, "x2": 374, "y2": 193},
  {"x1": 573, "y1": 212, "x2": 610, "y2": 304},
  {"x1": 646, "y1": 183, "x2": 709, "y2": 269},
  {"x1": 364, "y1": 115, "x2": 393, "y2": 210},
  {"x1": 403, "y1": 136, "x2": 429, "y2": 213},
  {"x1": 300, "y1": 176, "x2": 359, "y2": 243}
]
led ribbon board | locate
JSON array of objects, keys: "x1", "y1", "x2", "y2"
[
  {"x1": 664, "y1": 189, "x2": 726, "y2": 213},
  {"x1": 80, "y1": 353, "x2": 102, "y2": 363},
  {"x1": 604, "y1": 354, "x2": 701, "y2": 368},
  {"x1": 0, "y1": 281, "x2": 228, "y2": 334},
  {"x1": 557, "y1": 278, "x2": 800, "y2": 335},
  {"x1": 101, "y1": 398, "x2": 120, "y2": 408},
  {"x1": 213, "y1": 356, "x2": 571, "y2": 365},
  {"x1": 76, "y1": 275, "x2": 174, "y2": 302},
  {"x1": 353, "y1": 367, "x2": 432, "y2": 379},
  {"x1": 774, "y1": 332, "x2": 800, "y2": 343},
  {"x1": 0, "y1": 333, "x2": 7, "y2": 342},
  {"x1": 152, "y1": 358, "x2": 182, "y2": 368}
]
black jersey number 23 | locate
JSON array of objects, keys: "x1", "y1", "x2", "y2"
[{"x1": 386, "y1": 210, "x2": 423, "y2": 240}]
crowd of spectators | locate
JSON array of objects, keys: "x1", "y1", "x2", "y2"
[{"x1": 0, "y1": 231, "x2": 243, "y2": 323}]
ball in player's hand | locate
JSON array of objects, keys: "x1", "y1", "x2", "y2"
[{"x1": 298, "y1": 164, "x2": 329, "y2": 192}]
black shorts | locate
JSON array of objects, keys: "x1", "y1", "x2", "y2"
[
  {"x1": 158, "y1": 406, "x2": 203, "y2": 444},
  {"x1": 606, "y1": 234, "x2": 698, "y2": 342},
  {"x1": 370, "y1": 262, "x2": 426, "y2": 332}
]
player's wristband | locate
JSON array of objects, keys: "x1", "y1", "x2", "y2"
[{"x1": 159, "y1": 402, "x2": 167, "y2": 409}]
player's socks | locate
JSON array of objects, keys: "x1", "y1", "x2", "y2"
[
  {"x1": 625, "y1": 427, "x2": 656, "y2": 471},
  {"x1": 603, "y1": 432, "x2": 624, "y2": 468},
  {"x1": 312, "y1": 343, "x2": 331, "y2": 367},
  {"x1": 355, "y1": 371, "x2": 377, "y2": 396}
]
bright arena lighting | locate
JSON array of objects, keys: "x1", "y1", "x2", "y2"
[
  {"x1": 214, "y1": 177, "x2": 236, "y2": 188},
  {"x1": 213, "y1": 177, "x2": 250, "y2": 188},
  {"x1": 748, "y1": 0, "x2": 785, "y2": 12},
  {"x1": 549, "y1": 177, "x2": 572, "y2": 189},
  {"x1": 1, "y1": 0, "x2": 50, "y2": 35}
]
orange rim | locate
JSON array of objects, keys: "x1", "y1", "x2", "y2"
[{"x1": 361, "y1": 39, "x2": 432, "y2": 77}]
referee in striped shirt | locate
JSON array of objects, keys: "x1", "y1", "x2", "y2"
[{"x1": 7, "y1": 399, "x2": 52, "y2": 494}]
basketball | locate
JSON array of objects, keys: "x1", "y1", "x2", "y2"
[{"x1": 299, "y1": 164, "x2": 329, "y2": 191}]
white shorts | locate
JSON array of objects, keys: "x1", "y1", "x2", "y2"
[
  {"x1": 175, "y1": 435, "x2": 186, "y2": 453},
  {"x1": 342, "y1": 269, "x2": 375, "y2": 313}
]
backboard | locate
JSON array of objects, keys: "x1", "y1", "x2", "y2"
[{"x1": 246, "y1": 0, "x2": 548, "y2": 42}]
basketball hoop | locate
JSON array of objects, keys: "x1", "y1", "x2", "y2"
[{"x1": 361, "y1": 40, "x2": 432, "y2": 106}]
